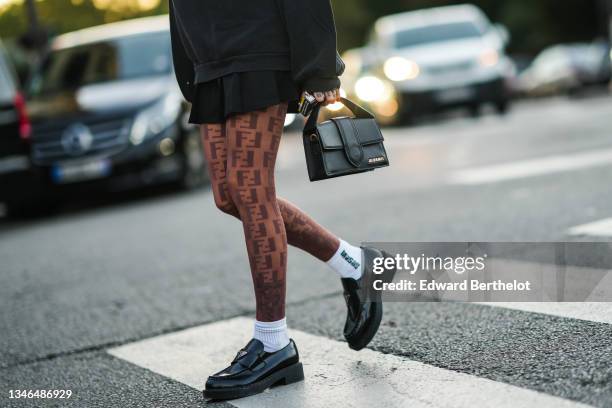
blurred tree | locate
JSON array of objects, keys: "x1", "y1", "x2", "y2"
[
  {"x1": 0, "y1": 0, "x2": 606, "y2": 56},
  {"x1": 0, "y1": 0, "x2": 168, "y2": 40}
]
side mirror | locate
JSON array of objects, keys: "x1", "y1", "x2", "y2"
[{"x1": 494, "y1": 23, "x2": 510, "y2": 47}]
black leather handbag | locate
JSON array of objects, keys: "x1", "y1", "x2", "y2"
[{"x1": 302, "y1": 98, "x2": 389, "y2": 181}]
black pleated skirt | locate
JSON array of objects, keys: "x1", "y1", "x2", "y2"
[{"x1": 188, "y1": 70, "x2": 300, "y2": 124}]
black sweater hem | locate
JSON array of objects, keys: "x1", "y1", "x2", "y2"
[{"x1": 194, "y1": 53, "x2": 291, "y2": 84}]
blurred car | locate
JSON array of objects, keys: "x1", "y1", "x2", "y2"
[
  {"x1": 519, "y1": 42, "x2": 612, "y2": 97},
  {"x1": 587, "y1": 41, "x2": 611, "y2": 86},
  {"x1": 598, "y1": 41, "x2": 611, "y2": 85},
  {"x1": 0, "y1": 39, "x2": 33, "y2": 214},
  {"x1": 345, "y1": 4, "x2": 514, "y2": 124},
  {"x1": 19, "y1": 16, "x2": 208, "y2": 214}
]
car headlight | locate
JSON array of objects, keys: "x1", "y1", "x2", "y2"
[
  {"x1": 355, "y1": 76, "x2": 393, "y2": 103},
  {"x1": 479, "y1": 49, "x2": 500, "y2": 68},
  {"x1": 130, "y1": 93, "x2": 182, "y2": 145},
  {"x1": 383, "y1": 57, "x2": 420, "y2": 81}
]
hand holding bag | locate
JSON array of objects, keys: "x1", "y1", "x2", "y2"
[{"x1": 302, "y1": 97, "x2": 390, "y2": 182}]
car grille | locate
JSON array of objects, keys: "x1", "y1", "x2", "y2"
[
  {"x1": 426, "y1": 60, "x2": 475, "y2": 76},
  {"x1": 32, "y1": 116, "x2": 132, "y2": 164}
]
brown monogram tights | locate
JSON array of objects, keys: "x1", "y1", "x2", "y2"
[{"x1": 201, "y1": 103, "x2": 340, "y2": 321}]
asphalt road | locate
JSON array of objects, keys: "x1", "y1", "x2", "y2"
[{"x1": 1, "y1": 94, "x2": 612, "y2": 407}]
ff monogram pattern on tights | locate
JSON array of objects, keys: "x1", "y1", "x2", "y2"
[{"x1": 201, "y1": 103, "x2": 339, "y2": 321}]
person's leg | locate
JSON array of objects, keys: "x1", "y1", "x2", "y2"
[
  {"x1": 200, "y1": 122, "x2": 240, "y2": 216},
  {"x1": 201, "y1": 122, "x2": 362, "y2": 280},
  {"x1": 201, "y1": 122, "x2": 336, "y2": 258},
  {"x1": 200, "y1": 106, "x2": 383, "y2": 360},
  {"x1": 200, "y1": 115, "x2": 303, "y2": 400},
  {"x1": 225, "y1": 104, "x2": 289, "y2": 325}
]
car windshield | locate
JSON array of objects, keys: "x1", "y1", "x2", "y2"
[
  {"x1": 30, "y1": 31, "x2": 171, "y2": 95},
  {"x1": 394, "y1": 22, "x2": 484, "y2": 49}
]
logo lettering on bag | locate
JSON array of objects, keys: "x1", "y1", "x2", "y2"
[{"x1": 368, "y1": 156, "x2": 386, "y2": 164}]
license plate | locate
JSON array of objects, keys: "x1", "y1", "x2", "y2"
[
  {"x1": 435, "y1": 87, "x2": 474, "y2": 103},
  {"x1": 51, "y1": 159, "x2": 111, "y2": 184}
]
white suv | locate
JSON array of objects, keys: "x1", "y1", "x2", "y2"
[{"x1": 350, "y1": 4, "x2": 514, "y2": 123}]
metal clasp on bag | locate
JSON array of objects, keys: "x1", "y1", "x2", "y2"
[{"x1": 309, "y1": 134, "x2": 318, "y2": 143}]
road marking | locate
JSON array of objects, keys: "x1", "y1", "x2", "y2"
[
  {"x1": 568, "y1": 218, "x2": 612, "y2": 237},
  {"x1": 447, "y1": 148, "x2": 612, "y2": 185},
  {"x1": 478, "y1": 302, "x2": 612, "y2": 325},
  {"x1": 108, "y1": 317, "x2": 586, "y2": 408}
]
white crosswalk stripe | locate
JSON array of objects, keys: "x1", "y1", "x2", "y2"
[
  {"x1": 447, "y1": 148, "x2": 612, "y2": 185},
  {"x1": 108, "y1": 317, "x2": 589, "y2": 408},
  {"x1": 568, "y1": 218, "x2": 612, "y2": 237}
]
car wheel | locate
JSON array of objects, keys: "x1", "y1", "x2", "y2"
[
  {"x1": 177, "y1": 129, "x2": 208, "y2": 190},
  {"x1": 495, "y1": 101, "x2": 510, "y2": 115},
  {"x1": 493, "y1": 99, "x2": 510, "y2": 115},
  {"x1": 469, "y1": 104, "x2": 481, "y2": 118}
]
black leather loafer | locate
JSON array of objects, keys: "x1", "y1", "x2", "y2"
[
  {"x1": 203, "y1": 339, "x2": 304, "y2": 401},
  {"x1": 342, "y1": 247, "x2": 396, "y2": 351}
]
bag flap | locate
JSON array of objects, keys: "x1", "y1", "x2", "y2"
[
  {"x1": 316, "y1": 121, "x2": 343, "y2": 149},
  {"x1": 316, "y1": 118, "x2": 384, "y2": 150},
  {"x1": 331, "y1": 117, "x2": 364, "y2": 167},
  {"x1": 353, "y1": 118, "x2": 385, "y2": 145}
]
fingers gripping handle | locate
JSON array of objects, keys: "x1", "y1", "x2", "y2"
[{"x1": 304, "y1": 98, "x2": 375, "y2": 133}]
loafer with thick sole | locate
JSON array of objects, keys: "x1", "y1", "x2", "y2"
[
  {"x1": 203, "y1": 339, "x2": 304, "y2": 401},
  {"x1": 342, "y1": 247, "x2": 396, "y2": 351}
]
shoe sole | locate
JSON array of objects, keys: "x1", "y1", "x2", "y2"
[
  {"x1": 203, "y1": 362, "x2": 304, "y2": 401},
  {"x1": 347, "y1": 250, "x2": 397, "y2": 351}
]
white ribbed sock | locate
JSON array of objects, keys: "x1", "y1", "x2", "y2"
[
  {"x1": 326, "y1": 239, "x2": 363, "y2": 280},
  {"x1": 253, "y1": 318, "x2": 290, "y2": 353}
]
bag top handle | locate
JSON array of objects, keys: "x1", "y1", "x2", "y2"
[{"x1": 304, "y1": 97, "x2": 375, "y2": 133}]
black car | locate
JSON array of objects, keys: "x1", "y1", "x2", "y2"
[
  {"x1": 0, "y1": 39, "x2": 33, "y2": 215},
  {"x1": 22, "y1": 15, "x2": 206, "y2": 212}
]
